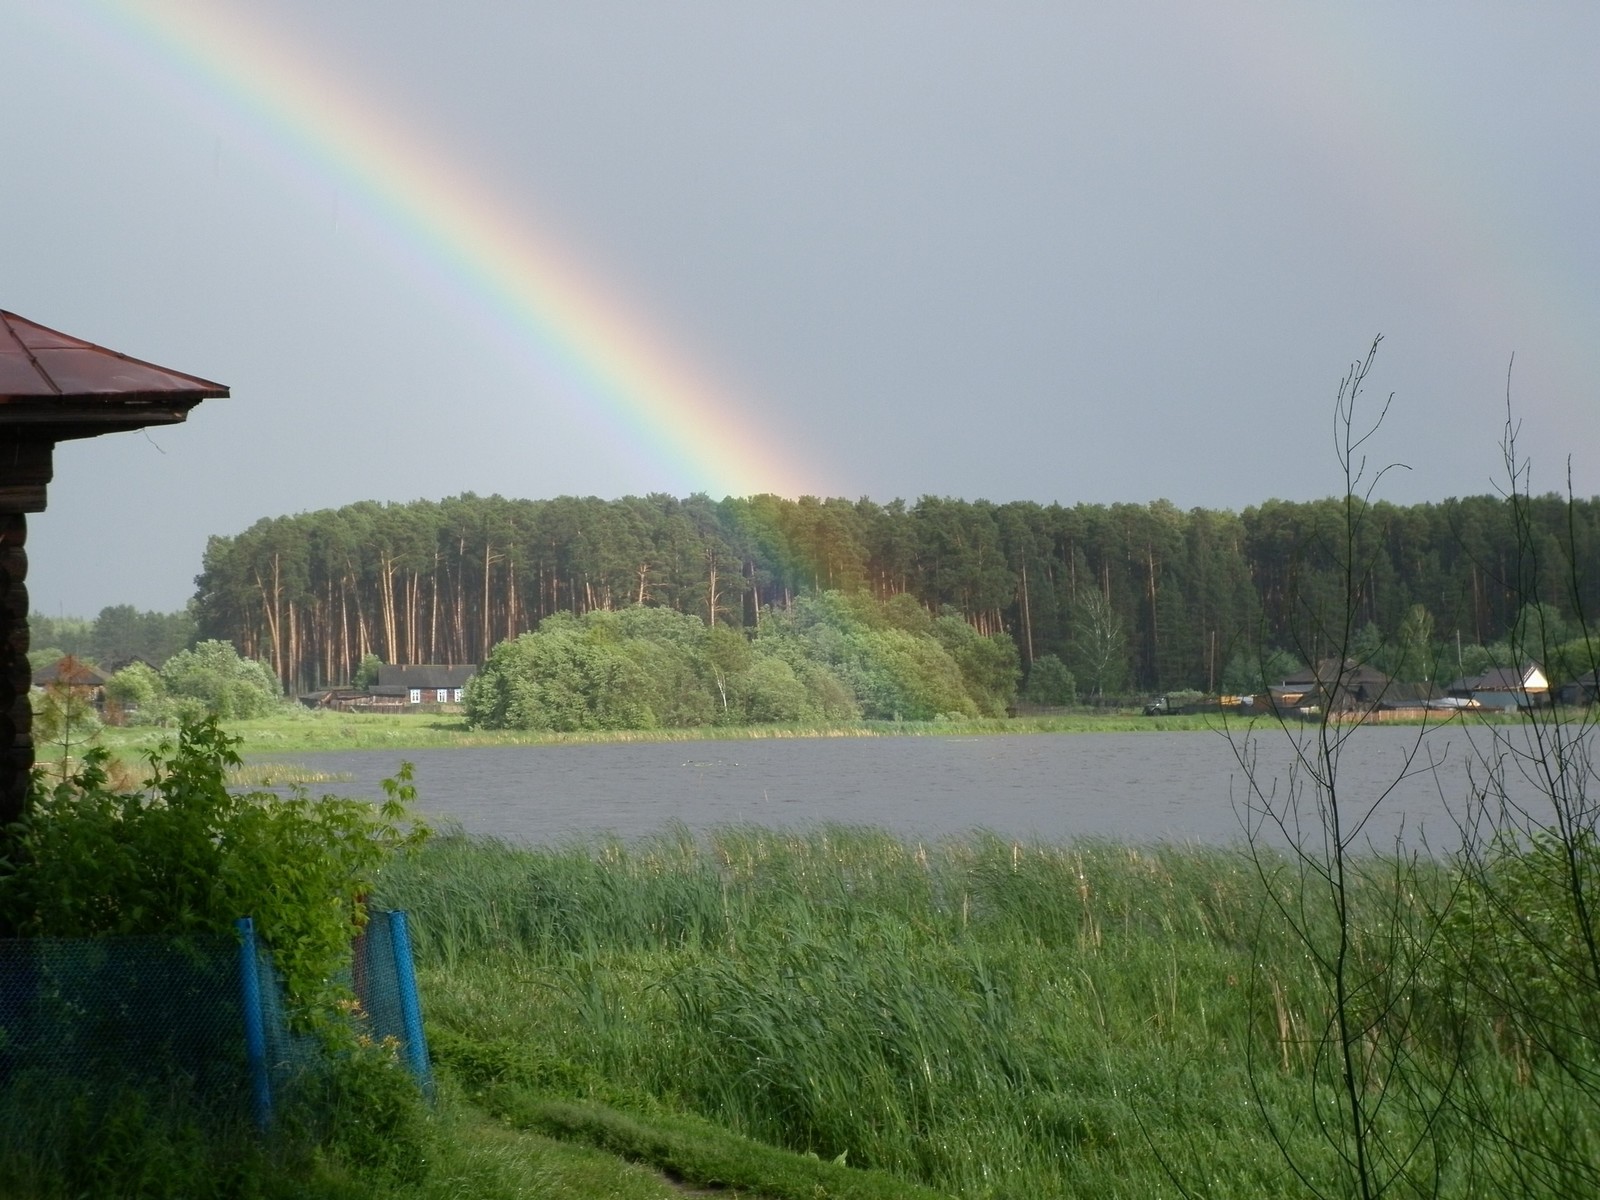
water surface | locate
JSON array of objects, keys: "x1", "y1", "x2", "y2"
[{"x1": 264, "y1": 723, "x2": 1558, "y2": 851}]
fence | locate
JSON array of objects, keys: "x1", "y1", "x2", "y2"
[{"x1": 0, "y1": 909, "x2": 431, "y2": 1129}]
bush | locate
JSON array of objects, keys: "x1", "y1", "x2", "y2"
[
  {"x1": 0, "y1": 717, "x2": 426, "y2": 1019},
  {"x1": 466, "y1": 624, "x2": 658, "y2": 732},
  {"x1": 106, "y1": 659, "x2": 164, "y2": 719},
  {"x1": 1022, "y1": 654, "x2": 1077, "y2": 706},
  {"x1": 159, "y1": 640, "x2": 282, "y2": 720},
  {"x1": 105, "y1": 640, "x2": 281, "y2": 724},
  {"x1": 351, "y1": 652, "x2": 383, "y2": 689},
  {"x1": 933, "y1": 614, "x2": 1021, "y2": 716},
  {"x1": 465, "y1": 595, "x2": 1019, "y2": 731}
]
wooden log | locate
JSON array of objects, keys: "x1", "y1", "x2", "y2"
[{"x1": 0, "y1": 509, "x2": 31, "y2": 828}]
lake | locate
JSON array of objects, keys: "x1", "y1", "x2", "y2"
[{"x1": 264, "y1": 722, "x2": 1564, "y2": 852}]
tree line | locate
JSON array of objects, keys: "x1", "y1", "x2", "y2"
[
  {"x1": 190, "y1": 491, "x2": 1600, "y2": 696},
  {"x1": 28, "y1": 606, "x2": 197, "y2": 672}
]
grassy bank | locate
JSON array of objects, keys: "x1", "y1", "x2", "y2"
[
  {"x1": 368, "y1": 824, "x2": 1595, "y2": 1199},
  {"x1": 75, "y1": 703, "x2": 1532, "y2": 760},
  {"x1": 80, "y1": 706, "x2": 1267, "y2": 758},
  {"x1": 7, "y1": 820, "x2": 1591, "y2": 1196}
]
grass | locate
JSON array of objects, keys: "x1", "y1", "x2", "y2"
[
  {"x1": 78, "y1": 706, "x2": 1264, "y2": 758},
  {"x1": 352, "y1": 831, "x2": 1350, "y2": 1195},
  {"x1": 0, "y1": 1071, "x2": 818, "y2": 1200},
  {"x1": 378, "y1": 828, "x2": 1290, "y2": 1197},
  {"x1": 74, "y1": 702, "x2": 1534, "y2": 759},
  {"x1": 370, "y1": 823, "x2": 1599, "y2": 1198},
  {"x1": 7, "y1": 821, "x2": 1593, "y2": 1196}
]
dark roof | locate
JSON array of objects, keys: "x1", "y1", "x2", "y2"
[
  {"x1": 1273, "y1": 658, "x2": 1399, "y2": 710},
  {"x1": 375, "y1": 664, "x2": 477, "y2": 689},
  {"x1": 1449, "y1": 664, "x2": 1545, "y2": 693},
  {"x1": 31, "y1": 656, "x2": 110, "y2": 688},
  {"x1": 0, "y1": 310, "x2": 228, "y2": 442},
  {"x1": 1374, "y1": 681, "x2": 1442, "y2": 707},
  {"x1": 1281, "y1": 659, "x2": 1391, "y2": 688}
]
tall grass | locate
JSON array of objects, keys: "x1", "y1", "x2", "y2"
[{"x1": 380, "y1": 826, "x2": 1584, "y2": 1197}]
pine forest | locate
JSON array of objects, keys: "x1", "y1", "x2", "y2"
[{"x1": 192, "y1": 491, "x2": 1600, "y2": 696}]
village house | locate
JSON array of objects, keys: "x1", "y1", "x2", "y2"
[
  {"x1": 1270, "y1": 659, "x2": 1439, "y2": 718},
  {"x1": 1446, "y1": 663, "x2": 1550, "y2": 711},
  {"x1": 1557, "y1": 669, "x2": 1600, "y2": 707},
  {"x1": 30, "y1": 655, "x2": 111, "y2": 709},
  {"x1": 301, "y1": 663, "x2": 477, "y2": 713},
  {"x1": 1273, "y1": 660, "x2": 1390, "y2": 713},
  {"x1": 372, "y1": 664, "x2": 476, "y2": 707}
]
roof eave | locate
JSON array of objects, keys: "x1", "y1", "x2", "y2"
[{"x1": 0, "y1": 397, "x2": 217, "y2": 440}]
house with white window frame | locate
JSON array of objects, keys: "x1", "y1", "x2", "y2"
[{"x1": 372, "y1": 664, "x2": 476, "y2": 707}]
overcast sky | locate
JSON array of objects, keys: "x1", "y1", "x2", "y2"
[{"x1": 5, "y1": 1, "x2": 1598, "y2": 617}]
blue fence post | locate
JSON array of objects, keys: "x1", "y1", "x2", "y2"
[
  {"x1": 386, "y1": 910, "x2": 433, "y2": 1098},
  {"x1": 235, "y1": 917, "x2": 272, "y2": 1130}
]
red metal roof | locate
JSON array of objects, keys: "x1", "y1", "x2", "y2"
[{"x1": 0, "y1": 310, "x2": 228, "y2": 440}]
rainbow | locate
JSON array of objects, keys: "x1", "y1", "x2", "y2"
[{"x1": 45, "y1": 0, "x2": 822, "y2": 500}]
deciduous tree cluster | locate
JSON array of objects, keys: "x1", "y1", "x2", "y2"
[
  {"x1": 104, "y1": 639, "x2": 282, "y2": 725},
  {"x1": 464, "y1": 591, "x2": 1020, "y2": 730}
]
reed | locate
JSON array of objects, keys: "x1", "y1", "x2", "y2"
[{"x1": 375, "y1": 826, "x2": 1584, "y2": 1197}]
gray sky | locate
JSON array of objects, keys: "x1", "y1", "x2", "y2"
[{"x1": 5, "y1": 1, "x2": 1598, "y2": 617}]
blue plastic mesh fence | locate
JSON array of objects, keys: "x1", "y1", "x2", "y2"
[
  {"x1": 353, "y1": 910, "x2": 434, "y2": 1097},
  {"x1": 0, "y1": 910, "x2": 429, "y2": 1125},
  {"x1": 0, "y1": 932, "x2": 317, "y2": 1117}
]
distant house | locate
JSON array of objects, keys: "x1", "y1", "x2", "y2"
[
  {"x1": 300, "y1": 664, "x2": 477, "y2": 712},
  {"x1": 29, "y1": 655, "x2": 112, "y2": 720},
  {"x1": 31, "y1": 655, "x2": 111, "y2": 705},
  {"x1": 1446, "y1": 663, "x2": 1549, "y2": 711},
  {"x1": 1272, "y1": 660, "x2": 1393, "y2": 713},
  {"x1": 31, "y1": 656, "x2": 110, "y2": 690},
  {"x1": 1269, "y1": 658, "x2": 1439, "y2": 718},
  {"x1": 1557, "y1": 669, "x2": 1600, "y2": 707},
  {"x1": 373, "y1": 664, "x2": 476, "y2": 707},
  {"x1": 299, "y1": 687, "x2": 372, "y2": 711}
]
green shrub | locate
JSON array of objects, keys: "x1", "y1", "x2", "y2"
[
  {"x1": 106, "y1": 659, "x2": 164, "y2": 719},
  {"x1": 0, "y1": 717, "x2": 426, "y2": 1019},
  {"x1": 160, "y1": 640, "x2": 282, "y2": 720},
  {"x1": 1022, "y1": 653, "x2": 1076, "y2": 706}
]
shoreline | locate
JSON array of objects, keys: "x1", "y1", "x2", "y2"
[
  {"x1": 67, "y1": 704, "x2": 1536, "y2": 759},
  {"x1": 88, "y1": 709, "x2": 1257, "y2": 758}
]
